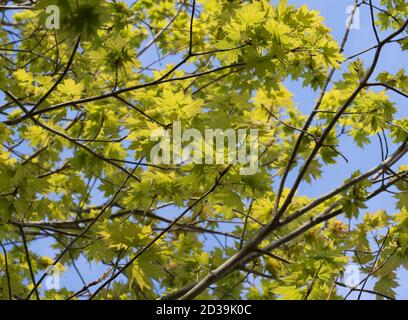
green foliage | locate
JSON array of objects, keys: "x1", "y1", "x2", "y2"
[{"x1": 0, "y1": 0, "x2": 407, "y2": 300}]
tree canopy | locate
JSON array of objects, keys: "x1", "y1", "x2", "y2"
[{"x1": 0, "y1": 0, "x2": 407, "y2": 300}]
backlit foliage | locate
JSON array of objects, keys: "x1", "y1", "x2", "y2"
[{"x1": 0, "y1": 0, "x2": 407, "y2": 300}]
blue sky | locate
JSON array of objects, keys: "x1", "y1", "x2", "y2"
[{"x1": 1, "y1": 0, "x2": 407, "y2": 299}]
